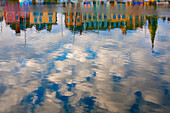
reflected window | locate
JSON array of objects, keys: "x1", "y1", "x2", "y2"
[
  {"x1": 122, "y1": 15, "x2": 125, "y2": 19},
  {"x1": 118, "y1": 15, "x2": 120, "y2": 19},
  {"x1": 85, "y1": 23, "x2": 87, "y2": 28},
  {"x1": 84, "y1": 15, "x2": 86, "y2": 20},
  {"x1": 68, "y1": 18, "x2": 70, "y2": 22},
  {"x1": 122, "y1": 21, "x2": 126, "y2": 26},
  {"x1": 93, "y1": 15, "x2": 96, "y2": 20},
  {"x1": 113, "y1": 22, "x2": 116, "y2": 27},
  {"x1": 118, "y1": 22, "x2": 121, "y2": 27},
  {"x1": 113, "y1": 15, "x2": 116, "y2": 19},
  {"x1": 40, "y1": 13, "x2": 43, "y2": 16},
  {"x1": 89, "y1": 22, "x2": 92, "y2": 27},
  {"x1": 99, "y1": 22, "x2": 102, "y2": 27},
  {"x1": 34, "y1": 17, "x2": 37, "y2": 23},
  {"x1": 99, "y1": 15, "x2": 102, "y2": 19},
  {"x1": 136, "y1": 16, "x2": 138, "y2": 19},
  {"x1": 130, "y1": 20, "x2": 133, "y2": 24},
  {"x1": 48, "y1": 13, "x2": 53, "y2": 16},
  {"x1": 77, "y1": 18, "x2": 80, "y2": 22},
  {"x1": 136, "y1": 21, "x2": 138, "y2": 25},
  {"x1": 67, "y1": 12, "x2": 69, "y2": 16},
  {"x1": 122, "y1": 3, "x2": 125, "y2": 8},
  {"x1": 39, "y1": 17, "x2": 42, "y2": 23},
  {"x1": 33, "y1": 12, "x2": 36, "y2": 16},
  {"x1": 94, "y1": 21, "x2": 97, "y2": 27},
  {"x1": 104, "y1": 15, "x2": 107, "y2": 19},
  {"x1": 49, "y1": 17, "x2": 52, "y2": 23},
  {"x1": 15, "y1": 16, "x2": 18, "y2": 20},
  {"x1": 89, "y1": 15, "x2": 91, "y2": 19},
  {"x1": 104, "y1": 22, "x2": 107, "y2": 26},
  {"x1": 33, "y1": 12, "x2": 39, "y2": 16},
  {"x1": 130, "y1": 16, "x2": 133, "y2": 19}
]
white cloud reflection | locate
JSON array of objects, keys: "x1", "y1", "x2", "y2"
[{"x1": 0, "y1": 15, "x2": 170, "y2": 113}]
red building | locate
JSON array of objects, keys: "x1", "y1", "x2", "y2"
[
  {"x1": 4, "y1": 2, "x2": 30, "y2": 34},
  {"x1": 4, "y1": 2, "x2": 20, "y2": 24}
]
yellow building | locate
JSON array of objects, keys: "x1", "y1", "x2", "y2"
[{"x1": 30, "y1": 12, "x2": 56, "y2": 24}]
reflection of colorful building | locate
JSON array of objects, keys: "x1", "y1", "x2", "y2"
[
  {"x1": 19, "y1": 0, "x2": 32, "y2": 3},
  {"x1": 65, "y1": 12, "x2": 82, "y2": 26},
  {"x1": 0, "y1": 0, "x2": 6, "y2": 6},
  {"x1": 0, "y1": 12, "x2": 3, "y2": 22},
  {"x1": 65, "y1": 12, "x2": 82, "y2": 33},
  {"x1": 65, "y1": 11, "x2": 146, "y2": 35},
  {"x1": 4, "y1": 2, "x2": 32, "y2": 34},
  {"x1": 30, "y1": 12, "x2": 56, "y2": 24},
  {"x1": 4, "y1": 2, "x2": 21, "y2": 34},
  {"x1": 32, "y1": 0, "x2": 57, "y2": 4},
  {"x1": 132, "y1": 0, "x2": 144, "y2": 6},
  {"x1": 30, "y1": 12, "x2": 57, "y2": 31},
  {"x1": 147, "y1": 16, "x2": 158, "y2": 50},
  {"x1": 36, "y1": 0, "x2": 45, "y2": 3},
  {"x1": 127, "y1": 0, "x2": 157, "y2": 6},
  {"x1": 126, "y1": 15, "x2": 146, "y2": 30},
  {"x1": 111, "y1": 14, "x2": 127, "y2": 22},
  {"x1": 167, "y1": 17, "x2": 170, "y2": 22}
]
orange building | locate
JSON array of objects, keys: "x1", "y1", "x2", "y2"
[{"x1": 30, "y1": 12, "x2": 56, "y2": 24}]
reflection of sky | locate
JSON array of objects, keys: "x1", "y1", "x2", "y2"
[{"x1": 0, "y1": 9, "x2": 170, "y2": 113}]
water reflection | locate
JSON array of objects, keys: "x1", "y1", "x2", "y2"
[{"x1": 0, "y1": 0, "x2": 170, "y2": 113}]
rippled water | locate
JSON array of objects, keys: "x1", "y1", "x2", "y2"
[{"x1": 0, "y1": 1, "x2": 170, "y2": 113}]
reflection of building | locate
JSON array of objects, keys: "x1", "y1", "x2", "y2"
[
  {"x1": 3, "y1": 1, "x2": 58, "y2": 33},
  {"x1": 4, "y1": 2, "x2": 32, "y2": 34},
  {"x1": 0, "y1": 12, "x2": 3, "y2": 22},
  {"x1": 167, "y1": 17, "x2": 170, "y2": 22},
  {"x1": 0, "y1": 11, "x2": 3, "y2": 31},
  {"x1": 4, "y1": 2, "x2": 21, "y2": 34},
  {"x1": 65, "y1": 12, "x2": 82, "y2": 34},
  {"x1": 126, "y1": 15, "x2": 146, "y2": 30},
  {"x1": 65, "y1": 11, "x2": 158, "y2": 52},
  {"x1": 0, "y1": 0, "x2": 6, "y2": 6},
  {"x1": 35, "y1": 0, "x2": 45, "y2": 3},
  {"x1": 30, "y1": 12, "x2": 57, "y2": 31},
  {"x1": 32, "y1": 0, "x2": 57, "y2": 4},
  {"x1": 65, "y1": 12, "x2": 82, "y2": 26},
  {"x1": 19, "y1": 0, "x2": 32, "y2": 3},
  {"x1": 65, "y1": 11, "x2": 146, "y2": 35},
  {"x1": 147, "y1": 16, "x2": 158, "y2": 50},
  {"x1": 127, "y1": 0, "x2": 157, "y2": 6}
]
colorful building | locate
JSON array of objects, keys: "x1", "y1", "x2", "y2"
[{"x1": 30, "y1": 12, "x2": 57, "y2": 31}]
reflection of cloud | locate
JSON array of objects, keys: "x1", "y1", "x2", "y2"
[{"x1": 0, "y1": 15, "x2": 170, "y2": 113}]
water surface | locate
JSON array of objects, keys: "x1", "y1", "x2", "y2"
[{"x1": 0, "y1": 1, "x2": 170, "y2": 113}]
